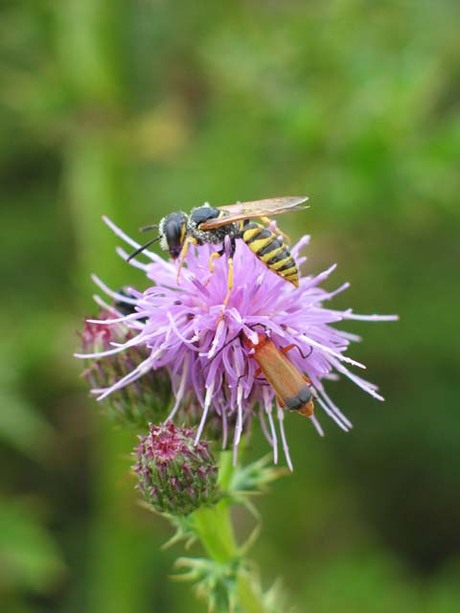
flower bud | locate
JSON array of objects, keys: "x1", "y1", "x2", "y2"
[
  {"x1": 80, "y1": 313, "x2": 172, "y2": 428},
  {"x1": 134, "y1": 423, "x2": 219, "y2": 516}
]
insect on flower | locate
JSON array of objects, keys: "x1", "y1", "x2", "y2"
[
  {"x1": 243, "y1": 330, "x2": 315, "y2": 418},
  {"x1": 127, "y1": 196, "x2": 309, "y2": 308},
  {"x1": 76, "y1": 215, "x2": 399, "y2": 468}
]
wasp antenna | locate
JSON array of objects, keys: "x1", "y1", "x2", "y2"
[
  {"x1": 140, "y1": 224, "x2": 159, "y2": 233},
  {"x1": 127, "y1": 236, "x2": 161, "y2": 262}
]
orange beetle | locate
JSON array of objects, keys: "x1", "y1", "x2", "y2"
[{"x1": 243, "y1": 331, "x2": 314, "y2": 418}]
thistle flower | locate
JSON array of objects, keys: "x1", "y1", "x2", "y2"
[
  {"x1": 80, "y1": 311, "x2": 172, "y2": 428},
  {"x1": 134, "y1": 423, "x2": 219, "y2": 516},
  {"x1": 75, "y1": 216, "x2": 397, "y2": 468}
]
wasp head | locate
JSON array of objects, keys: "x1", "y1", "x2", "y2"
[{"x1": 159, "y1": 212, "x2": 188, "y2": 259}]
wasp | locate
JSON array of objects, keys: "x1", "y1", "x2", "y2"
[
  {"x1": 128, "y1": 196, "x2": 308, "y2": 307},
  {"x1": 243, "y1": 330, "x2": 314, "y2": 418}
]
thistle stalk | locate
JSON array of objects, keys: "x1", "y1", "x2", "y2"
[
  {"x1": 192, "y1": 503, "x2": 265, "y2": 612},
  {"x1": 183, "y1": 452, "x2": 269, "y2": 612}
]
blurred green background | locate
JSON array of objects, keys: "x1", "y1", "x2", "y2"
[{"x1": 1, "y1": 1, "x2": 459, "y2": 611}]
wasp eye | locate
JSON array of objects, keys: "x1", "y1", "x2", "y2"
[
  {"x1": 166, "y1": 225, "x2": 183, "y2": 259},
  {"x1": 161, "y1": 212, "x2": 187, "y2": 259}
]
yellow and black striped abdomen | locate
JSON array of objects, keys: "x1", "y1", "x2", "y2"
[{"x1": 238, "y1": 221, "x2": 299, "y2": 287}]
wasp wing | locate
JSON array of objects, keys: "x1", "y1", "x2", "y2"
[{"x1": 199, "y1": 196, "x2": 309, "y2": 230}]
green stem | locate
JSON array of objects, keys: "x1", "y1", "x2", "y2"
[
  {"x1": 192, "y1": 500, "x2": 237, "y2": 564},
  {"x1": 191, "y1": 451, "x2": 267, "y2": 612}
]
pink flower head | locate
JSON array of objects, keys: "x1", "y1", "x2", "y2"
[
  {"x1": 76, "y1": 216, "x2": 397, "y2": 469},
  {"x1": 134, "y1": 423, "x2": 219, "y2": 516}
]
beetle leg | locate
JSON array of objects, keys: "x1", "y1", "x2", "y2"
[
  {"x1": 280, "y1": 343, "x2": 313, "y2": 360},
  {"x1": 280, "y1": 344, "x2": 313, "y2": 388}
]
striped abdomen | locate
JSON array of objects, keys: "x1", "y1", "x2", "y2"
[{"x1": 238, "y1": 221, "x2": 299, "y2": 287}]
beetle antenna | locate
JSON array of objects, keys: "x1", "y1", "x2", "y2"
[
  {"x1": 140, "y1": 224, "x2": 159, "y2": 233},
  {"x1": 127, "y1": 236, "x2": 161, "y2": 262}
]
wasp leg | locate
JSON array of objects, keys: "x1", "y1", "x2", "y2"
[
  {"x1": 176, "y1": 236, "x2": 198, "y2": 284},
  {"x1": 216, "y1": 238, "x2": 236, "y2": 324},
  {"x1": 259, "y1": 216, "x2": 291, "y2": 243},
  {"x1": 224, "y1": 256, "x2": 235, "y2": 304},
  {"x1": 208, "y1": 247, "x2": 225, "y2": 273},
  {"x1": 215, "y1": 258, "x2": 234, "y2": 325}
]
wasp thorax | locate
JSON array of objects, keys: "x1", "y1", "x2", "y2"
[
  {"x1": 159, "y1": 212, "x2": 188, "y2": 259},
  {"x1": 188, "y1": 205, "x2": 238, "y2": 246}
]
